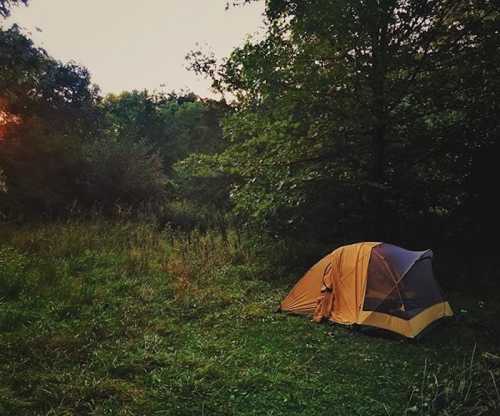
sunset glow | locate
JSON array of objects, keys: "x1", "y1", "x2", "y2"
[{"x1": 0, "y1": 109, "x2": 21, "y2": 140}]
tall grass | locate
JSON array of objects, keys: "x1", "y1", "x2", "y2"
[
  {"x1": 0, "y1": 218, "x2": 288, "y2": 414},
  {"x1": 0, "y1": 218, "x2": 291, "y2": 331},
  {"x1": 1, "y1": 218, "x2": 497, "y2": 415},
  {"x1": 405, "y1": 345, "x2": 500, "y2": 415}
]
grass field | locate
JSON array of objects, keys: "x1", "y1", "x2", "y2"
[{"x1": 1, "y1": 220, "x2": 498, "y2": 415}]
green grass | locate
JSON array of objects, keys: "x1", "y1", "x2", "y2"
[{"x1": 0, "y1": 220, "x2": 498, "y2": 415}]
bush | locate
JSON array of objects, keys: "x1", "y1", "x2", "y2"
[{"x1": 81, "y1": 139, "x2": 168, "y2": 211}]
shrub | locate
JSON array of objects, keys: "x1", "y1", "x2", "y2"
[{"x1": 81, "y1": 139, "x2": 168, "y2": 211}]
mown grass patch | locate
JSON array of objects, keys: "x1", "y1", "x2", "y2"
[{"x1": 0, "y1": 220, "x2": 498, "y2": 415}]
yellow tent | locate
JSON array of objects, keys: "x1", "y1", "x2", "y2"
[{"x1": 280, "y1": 242, "x2": 453, "y2": 338}]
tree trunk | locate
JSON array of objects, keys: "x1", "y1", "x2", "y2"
[{"x1": 369, "y1": 5, "x2": 390, "y2": 240}]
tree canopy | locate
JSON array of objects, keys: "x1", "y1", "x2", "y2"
[
  {"x1": 186, "y1": 0, "x2": 499, "y2": 247},
  {"x1": 0, "y1": 0, "x2": 28, "y2": 18},
  {"x1": 0, "y1": 25, "x2": 226, "y2": 216}
]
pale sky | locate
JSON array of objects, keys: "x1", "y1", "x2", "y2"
[{"x1": 4, "y1": 0, "x2": 266, "y2": 97}]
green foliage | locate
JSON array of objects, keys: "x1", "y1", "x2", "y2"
[
  {"x1": 80, "y1": 138, "x2": 168, "y2": 211},
  {"x1": 0, "y1": 25, "x2": 229, "y2": 218},
  {"x1": 0, "y1": 0, "x2": 28, "y2": 18},
  {"x1": 174, "y1": 153, "x2": 234, "y2": 214},
  {"x1": 0, "y1": 25, "x2": 99, "y2": 125},
  {"x1": 187, "y1": 0, "x2": 500, "y2": 247},
  {"x1": 0, "y1": 25, "x2": 102, "y2": 216},
  {"x1": 0, "y1": 122, "x2": 85, "y2": 216},
  {"x1": 101, "y1": 91, "x2": 227, "y2": 172}
]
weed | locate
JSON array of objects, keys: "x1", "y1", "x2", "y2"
[{"x1": 405, "y1": 345, "x2": 500, "y2": 415}]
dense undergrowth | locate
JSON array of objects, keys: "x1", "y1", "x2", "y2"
[{"x1": 0, "y1": 220, "x2": 498, "y2": 415}]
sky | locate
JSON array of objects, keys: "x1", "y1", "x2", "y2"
[{"x1": 5, "y1": 0, "x2": 266, "y2": 97}]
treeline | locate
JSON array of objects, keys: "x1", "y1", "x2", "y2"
[
  {"x1": 1, "y1": 1, "x2": 499, "y2": 284},
  {"x1": 0, "y1": 24, "x2": 228, "y2": 221}
]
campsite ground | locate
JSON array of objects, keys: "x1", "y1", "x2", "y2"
[{"x1": 1, "y1": 220, "x2": 499, "y2": 415}]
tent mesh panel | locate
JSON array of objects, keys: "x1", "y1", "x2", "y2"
[{"x1": 363, "y1": 248, "x2": 444, "y2": 320}]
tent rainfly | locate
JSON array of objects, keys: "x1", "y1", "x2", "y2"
[{"x1": 280, "y1": 242, "x2": 453, "y2": 338}]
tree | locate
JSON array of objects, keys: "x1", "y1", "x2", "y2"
[
  {"x1": 187, "y1": 0, "x2": 499, "y2": 245},
  {"x1": 0, "y1": 25, "x2": 101, "y2": 216},
  {"x1": 0, "y1": 0, "x2": 28, "y2": 18},
  {"x1": 101, "y1": 91, "x2": 227, "y2": 172},
  {"x1": 0, "y1": 25, "x2": 100, "y2": 129}
]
